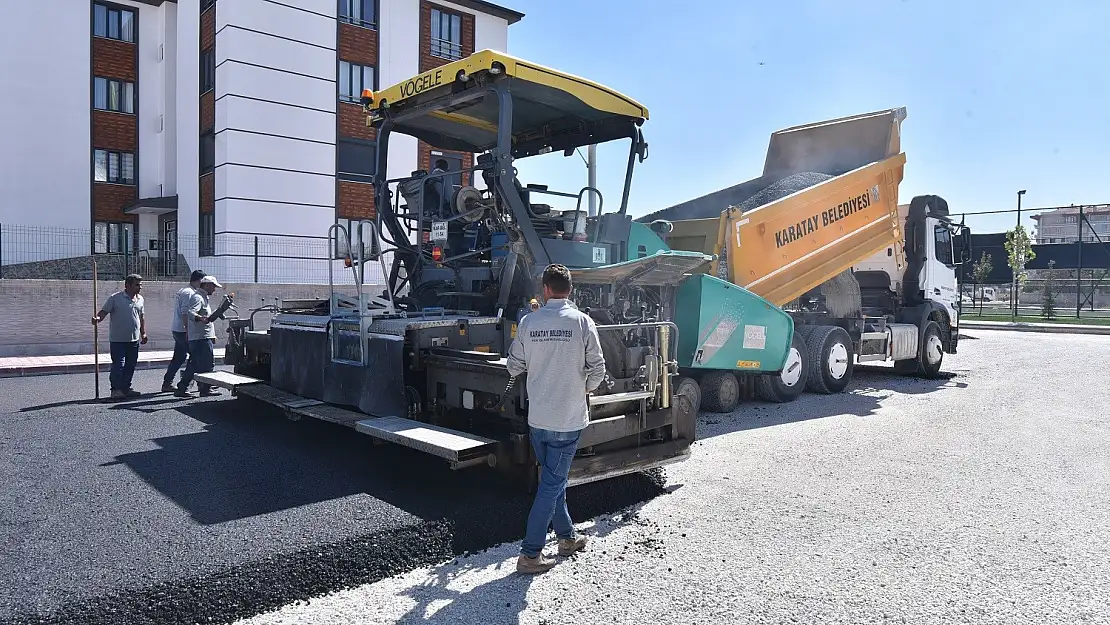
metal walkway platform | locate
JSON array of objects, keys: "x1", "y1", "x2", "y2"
[{"x1": 208, "y1": 376, "x2": 498, "y2": 469}]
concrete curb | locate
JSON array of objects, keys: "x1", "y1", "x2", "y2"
[
  {"x1": 0, "y1": 350, "x2": 227, "y2": 379},
  {"x1": 960, "y1": 320, "x2": 1110, "y2": 336}
]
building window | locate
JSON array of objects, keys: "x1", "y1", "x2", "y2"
[
  {"x1": 335, "y1": 217, "x2": 380, "y2": 259},
  {"x1": 94, "y1": 149, "x2": 136, "y2": 185},
  {"x1": 201, "y1": 0, "x2": 216, "y2": 11},
  {"x1": 199, "y1": 213, "x2": 215, "y2": 257},
  {"x1": 338, "y1": 138, "x2": 376, "y2": 183},
  {"x1": 93, "y1": 3, "x2": 136, "y2": 43},
  {"x1": 339, "y1": 0, "x2": 376, "y2": 28},
  {"x1": 94, "y1": 221, "x2": 135, "y2": 254},
  {"x1": 93, "y1": 77, "x2": 135, "y2": 114},
  {"x1": 200, "y1": 49, "x2": 215, "y2": 94},
  {"x1": 430, "y1": 8, "x2": 462, "y2": 60},
  {"x1": 200, "y1": 131, "x2": 215, "y2": 174},
  {"x1": 339, "y1": 61, "x2": 375, "y2": 103}
]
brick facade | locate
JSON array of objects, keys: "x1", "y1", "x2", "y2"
[
  {"x1": 200, "y1": 173, "x2": 214, "y2": 214},
  {"x1": 336, "y1": 19, "x2": 380, "y2": 224},
  {"x1": 91, "y1": 1, "x2": 139, "y2": 228},
  {"x1": 92, "y1": 38, "x2": 137, "y2": 81},
  {"x1": 93, "y1": 184, "x2": 138, "y2": 222},
  {"x1": 337, "y1": 22, "x2": 378, "y2": 67},
  {"x1": 419, "y1": 1, "x2": 476, "y2": 73},
  {"x1": 200, "y1": 91, "x2": 215, "y2": 133},
  {"x1": 417, "y1": 3, "x2": 475, "y2": 184},
  {"x1": 337, "y1": 181, "x2": 376, "y2": 220},
  {"x1": 200, "y1": 6, "x2": 215, "y2": 51},
  {"x1": 92, "y1": 111, "x2": 138, "y2": 151},
  {"x1": 338, "y1": 103, "x2": 375, "y2": 141}
]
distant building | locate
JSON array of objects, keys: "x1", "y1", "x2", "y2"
[
  {"x1": 1, "y1": 0, "x2": 523, "y2": 282},
  {"x1": 1032, "y1": 205, "x2": 1110, "y2": 244}
]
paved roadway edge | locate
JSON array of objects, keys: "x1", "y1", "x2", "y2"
[{"x1": 960, "y1": 320, "x2": 1110, "y2": 336}]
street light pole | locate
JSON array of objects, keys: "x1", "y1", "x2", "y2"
[{"x1": 1012, "y1": 189, "x2": 1026, "y2": 321}]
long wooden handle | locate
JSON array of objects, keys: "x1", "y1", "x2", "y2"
[{"x1": 92, "y1": 258, "x2": 100, "y2": 400}]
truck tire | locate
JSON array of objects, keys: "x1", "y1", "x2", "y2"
[
  {"x1": 755, "y1": 331, "x2": 808, "y2": 403},
  {"x1": 804, "y1": 325, "x2": 855, "y2": 394},
  {"x1": 699, "y1": 371, "x2": 739, "y2": 413},
  {"x1": 674, "y1": 376, "x2": 702, "y2": 416},
  {"x1": 894, "y1": 320, "x2": 944, "y2": 378}
]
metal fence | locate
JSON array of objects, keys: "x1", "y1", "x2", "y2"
[
  {"x1": 954, "y1": 202, "x2": 1110, "y2": 320},
  {"x1": 0, "y1": 222, "x2": 386, "y2": 286}
]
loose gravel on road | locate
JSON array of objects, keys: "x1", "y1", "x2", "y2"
[
  {"x1": 0, "y1": 369, "x2": 665, "y2": 625},
  {"x1": 233, "y1": 330, "x2": 1110, "y2": 625}
]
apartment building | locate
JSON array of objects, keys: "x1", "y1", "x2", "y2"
[
  {"x1": 0, "y1": 0, "x2": 522, "y2": 282},
  {"x1": 1032, "y1": 205, "x2": 1110, "y2": 244}
]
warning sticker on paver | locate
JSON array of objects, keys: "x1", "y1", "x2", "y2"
[{"x1": 743, "y1": 324, "x2": 766, "y2": 350}]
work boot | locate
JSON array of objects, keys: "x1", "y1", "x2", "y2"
[
  {"x1": 175, "y1": 387, "x2": 194, "y2": 398},
  {"x1": 124, "y1": 388, "x2": 141, "y2": 397},
  {"x1": 516, "y1": 553, "x2": 556, "y2": 574},
  {"x1": 198, "y1": 385, "x2": 221, "y2": 397},
  {"x1": 110, "y1": 389, "x2": 125, "y2": 400},
  {"x1": 557, "y1": 535, "x2": 588, "y2": 557},
  {"x1": 161, "y1": 382, "x2": 176, "y2": 393}
]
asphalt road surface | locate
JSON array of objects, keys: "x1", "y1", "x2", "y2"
[
  {"x1": 0, "y1": 368, "x2": 666, "y2": 625},
  {"x1": 231, "y1": 330, "x2": 1110, "y2": 625}
]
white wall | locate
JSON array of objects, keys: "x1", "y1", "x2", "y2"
[
  {"x1": 176, "y1": 0, "x2": 201, "y2": 250},
  {"x1": 136, "y1": 2, "x2": 164, "y2": 199},
  {"x1": 160, "y1": 4, "x2": 179, "y2": 197},
  {"x1": 472, "y1": 9, "x2": 510, "y2": 53},
  {"x1": 379, "y1": 0, "x2": 422, "y2": 189},
  {"x1": 213, "y1": 0, "x2": 339, "y2": 281},
  {"x1": 0, "y1": 3, "x2": 90, "y2": 231}
]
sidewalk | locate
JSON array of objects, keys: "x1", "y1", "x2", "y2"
[
  {"x1": 960, "y1": 319, "x2": 1110, "y2": 336},
  {"x1": 0, "y1": 348, "x2": 227, "y2": 378}
]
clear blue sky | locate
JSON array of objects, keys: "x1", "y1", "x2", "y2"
[{"x1": 504, "y1": 0, "x2": 1109, "y2": 235}]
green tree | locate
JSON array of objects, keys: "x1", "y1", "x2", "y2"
[
  {"x1": 971, "y1": 251, "x2": 993, "y2": 314},
  {"x1": 1005, "y1": 225, "x2": 1036, "y2": 319},
  {"x1": 1041, "y1": 260, "x2": 1057, "y2": 319}
]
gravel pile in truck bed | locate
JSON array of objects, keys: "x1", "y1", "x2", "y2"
[
  {"x1": 0, "y1": 368, "x2": 667, "y2": 625},
  {"x1": 735, "y1": 171, "x2": 833, "y2": 213}
]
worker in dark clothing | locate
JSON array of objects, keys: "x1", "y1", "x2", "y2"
[{"x1": 507, "y1": 264, "x2": 607, "y2": 574}]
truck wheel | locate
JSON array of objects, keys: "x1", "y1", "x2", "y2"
[
  {"x1": 918, "y1": 321, "x2": 945, "y2": 378},
  {"x1": 674, "y1": 376, "x2": 702, "y2": 416},
  {"x1": 699, "y1": 371, "x2": 740, "y2": 413},
  {"x1": 894, "y1": 321, "x2": 944, "y2": 378},
  {"x1": 755, "y1": 331, "x2": 808, "y2": 403},
  {"x1": 805, "y1": 325, "x2": 854, "y2": 394}
]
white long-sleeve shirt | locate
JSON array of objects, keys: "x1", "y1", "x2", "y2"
[{"x1": 506, "y1": 298, "x2": 606, "y2": 432}]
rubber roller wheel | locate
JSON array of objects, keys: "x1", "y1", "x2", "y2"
[
  {"x1": 804, "y1": 325, "x2": 855, "y2": 394},
  {"x1": 699, "y1": 370, "x2": 740, "y2": 413},
  {"x1": 755, "y1": 331, "x2": 808, "y2": 403}
]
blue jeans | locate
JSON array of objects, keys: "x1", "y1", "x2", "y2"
[
  {"x1": 109, "y1": 341, "x2": 140, "y2": 391},
  {"x1": 179, "y1": 338, "x2": 215, "y2": 391},
  {"x1": 520, "y1": 427, "x2": 582, "y2": 557},
  {"x1": 164, "y1": 331, "x2": 189, "y2": 385}
]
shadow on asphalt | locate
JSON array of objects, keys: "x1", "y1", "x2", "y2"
[
  {"x1": 18, "y1": 398, "x2": 103, "y2": 412},
  {"x1": 697, "y1": 368, "x2": 968, "y2": 439},
  {"x1": 104, "y1": 395, "x2": 668, "y2": 536}
]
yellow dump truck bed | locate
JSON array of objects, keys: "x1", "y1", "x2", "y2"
[{"x1": 648, "y1": 108, "x2": 909, "y2": 308}]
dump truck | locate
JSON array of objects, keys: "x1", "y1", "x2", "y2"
[
  {"x1": 202, "y1": 50, "x2": 793, "y2": 489},
  {"x1": 636, "y1": 108, "x2": 971, "y2": 411}
]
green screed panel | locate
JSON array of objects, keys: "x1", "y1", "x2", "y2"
[{"x1": 675, "y1": 274, "x2": 793, "y2": 374}]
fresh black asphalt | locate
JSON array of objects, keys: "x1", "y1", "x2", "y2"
[{"x1": 0, "y1": 368, "x2": 667, "y2": 625}]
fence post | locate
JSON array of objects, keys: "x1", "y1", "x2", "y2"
[
  {"x1": 254, "y1": 236, "x2": 259, "y2": 283},
  {"x1": 0, "y1": 222, "x2": 4, "y2": 279},
  {"x1": 124, "y1": 235, "x2": 130, "y2": 280},
  {"x1": 1076, "y1": 206, "x2": 1083, "y2": 318}
]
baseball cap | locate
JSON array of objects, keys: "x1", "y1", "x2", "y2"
[{"x1": 199, "y1": 275, "x2": 223, "y2": 288}]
